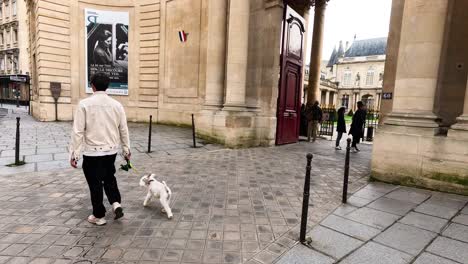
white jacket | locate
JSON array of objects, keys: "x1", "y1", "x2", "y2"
[{"x1": 69, "y1": 91, "x2": 130, "y2": 161}]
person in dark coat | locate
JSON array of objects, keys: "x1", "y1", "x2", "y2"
[
  {"x1": 305, "y1": 101, "x2": 323, "y2": 142},
  {"x1": 299, "y1": 104, "x2": 308, "y2": 137},
  {"x1": 335, "y1": 107, "x2": 346, "y2": 150},
  {"x1": 349, "y1": 101, "x2": 366, "y2": 152}
]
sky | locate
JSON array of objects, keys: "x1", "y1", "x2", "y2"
[{"x1": 306, "y1": 0, "x2": 392, "y2": 63}]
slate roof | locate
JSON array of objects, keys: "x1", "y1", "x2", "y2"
[
  {"x1": 327, "y1": 41, "x2": 346, "y2": 67},
  {"x1": 344, "y1": 37, "x2": 387, "y2": 58},
  {"x1": 326, "y1": 48, "x2": 337, "y2": 67}
]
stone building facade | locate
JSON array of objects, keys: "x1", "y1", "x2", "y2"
[
  {"x1": 0, "y1": 0, "x2": 30, "y2": 103},
  {"x1": 326, "y1": 38, "x2": 386, "y2": 112},
  {"x1": 372, "y1": 0, "x2": 468, "y2": 195},
  {"x1": 303, "y1": 61, "x2": 338, "y2": 107},
  {"x1": 25, "y1": 0, "x2": 312, "y2": 147}
]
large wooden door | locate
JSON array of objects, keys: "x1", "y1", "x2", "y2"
[{"x1": 276, "y1": 6, "x2": 306, "y2": 145}]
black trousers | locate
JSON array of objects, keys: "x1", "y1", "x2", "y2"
[
  {"x1": 336, "y1": 132, "x2": 343, "y2": 147},
  {"x1": 352, "y1": 135, "x2": 360, "y2": 148},
  {"x1": 82, "y1": 154, "x2": 121, "y2": 218}
]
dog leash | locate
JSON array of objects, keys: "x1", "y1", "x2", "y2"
[{"x1": 120, "y1": 159, "x2": 139, "y2": 173}]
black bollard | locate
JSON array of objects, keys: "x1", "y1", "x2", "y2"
[
  {"x1": 299, "y1": 153, "x2": 313, "y2": 244},
  {"x1": 342, "y1": 138, "x2": 351, "y2": 203},
  {"x1": 191, "y1": 114, "x2": 196, "y2": 148},
  {"x1": 15, "y1": 117, "x2": 20, "y2": 165},
  {"x1": 147, "y1": 115, "x2": 152, "y2": 153}
]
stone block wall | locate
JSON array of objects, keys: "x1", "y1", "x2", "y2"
[{"x1": 372, "y1": 127, "x2": 468, "y2": 195}]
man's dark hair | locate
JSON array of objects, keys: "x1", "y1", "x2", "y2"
[
  {"x1": 357, "y1": 101, "x2": 364, "y2": 109},
  {"x1": 98, "y1": 30, "x2": 112, "y2": 41},
  {"x1": 90, "y1": 73, "x2": 110, "y2": 91}
]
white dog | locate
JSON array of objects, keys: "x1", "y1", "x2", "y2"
[{"x1": 139, "y1": 174, "x2": 173, "y2": 219}]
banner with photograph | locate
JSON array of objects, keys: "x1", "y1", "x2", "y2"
[{"x1": 85, "y1": 9, "x2": 129, "y2": 95}]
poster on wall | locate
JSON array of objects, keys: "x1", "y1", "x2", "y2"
[{"x1": 85, "y1": 8, "x2": 129, "y2": 95}]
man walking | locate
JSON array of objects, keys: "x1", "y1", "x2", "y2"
[
  {"x1": 69, "y1": 73, "x2": 131, "y2": 226},
  {"x1": 306, "y1": 101, "x2": 323, "y2": 142},
  {"x1": 349, "y1": 101, "x2": 366, "y2": 153}
]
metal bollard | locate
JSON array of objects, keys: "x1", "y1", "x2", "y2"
[
  {"x1": 147, "y1": 115, "x2": 153, "y2": 153},
  {"x1": 15, "y1": 117, "x2": 20, "y2": 165},
  {"x1": 191, "y1": 114, "x2": 196, "y2": 148},
  {"x1": 342, "y1": 138, "x2": 351, "y2": 203},
  {"x1": 299, "y1": 153, "x2": 313, "y2": 244}
]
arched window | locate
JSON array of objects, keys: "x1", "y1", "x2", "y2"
[{"x1": 366, "y1": 67, "x2": 375, "y2": 86}]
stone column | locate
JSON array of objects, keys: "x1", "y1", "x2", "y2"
[
  {"x1": 223, "y1": 0, "x2": 250, "y2": 110},
  {"x1": 204, "y1": 0, "x2": 228, "y2": 108},
  {"x1": 306, "y1": 0, "x2": 326, "y2": 105},
  {"x1": 325, "y1": 90, "x2": 330, "y2": 107},
  {"x1": 451, "y1": 79, "x2": 468, "y2": 131},
  {"x1": 386, "y1": 0, "x2": 450, "y2": 128}
]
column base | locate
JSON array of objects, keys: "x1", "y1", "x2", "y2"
[
  {"x1": 451, "y1": 115, "x2": 468, "y2": 130},
  {"x1": 449, "y1": 115, "x2": 468, "y2": 140},
  {"x1": 203, "y1": 102, "x2": 223, "y2": 110},
  {"x1": 385, "y1": 111, "x2": 440, "y2": 128},
  {"x1": 223, "y1": 103, "x2": 248, "y2": 112}
]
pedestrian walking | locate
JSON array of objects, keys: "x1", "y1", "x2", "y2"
[
  {"x1": 306, "y1": 101, "x2": 323, "y2": 142},
  {"x1": 69, "y1": 73, "x2": 131, "y2": 226},
  {"x1": 349, "y1": 101, "x2": 366, "y2": 153},
  {"x1": 335, "y1": 107, "x2": 346, "y2": 150}
]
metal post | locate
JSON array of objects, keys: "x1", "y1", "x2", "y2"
[
  {"x1": 28, "y1": 81, "x2": 31, "y2": 115},
  {"x1": 147, "y1": 115, "x2": 152, "y2": 153},
  {"x1": 191, "y1": 113, "x2": 196, "y2": 148},
  {"x1": 15, "y1": 87, "x2": 19, "y2": 108},
  {"x1": 299, "y1": 153, "x2": 313, "y2": 244},
  {"x1": 342, "y1": 138, "x2": 351, "y2": 203},
  {"x1": 54, "y1": 98, "x2": 58, "y2": 121},
  {"x1": 15, "y1": 117, "x2": 20, "y2": 165}
]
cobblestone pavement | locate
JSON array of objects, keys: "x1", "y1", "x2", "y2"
[
  {"x1": 0, "y1": 106, "x2": 222, "y2": 175},
  {"x1": 275, "y1": 183, "x2": 468, "y2": 264},
  {"x1": 0, "y1": 105, "x2": 374, "y2": 263}
]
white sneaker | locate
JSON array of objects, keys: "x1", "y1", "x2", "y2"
[
  {"x1": 112, "y1": 202, "x2": 124, "y2": 220},
  {"x1": 87, "y1": 215, "x2": 106, "y2": 226},
  {"x1": 335, "y1": 146, "x2": 342, "y2": 150},
  {"x1": 351, "y1": 147, "x2": 358, "y2": 153}
]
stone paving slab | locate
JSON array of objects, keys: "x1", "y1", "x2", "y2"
[
  {"x1": 442, "y1": 223, "x2": 468, "y2": 243},
  {"x1": 307, "y1": 225, "x2": 362, "y2": 259},
  {"x1": 412, "y1": 253, "x2": 460, "y2": 264},
  {"x1": 0, "y1": 107, "x2": 223, "y2": 174},
  {"x1": 0, "y1": 107, "x2": 372, "y2": 264},
  {"x1": 399, "y1": 212, "x2": 448, "y2": 233},
  {"x1": 340, "y1": 242, "x2": 413, "y2": 264},
  {"x1": 427, "y1": 236, "x2": 468, "y2": 264},
  {"x1": 321, "y1": 214, "x2": 380, "y2": 241},
  {"x1": 275, "y1": 182, "x2": 468, "y2": 264},
  {"x1": 275, "y1": 244, "x2": 333, "y2": 264},
  {"x1": 341, "y1": 207, "x2": 400, "y2": 230},
  {"x1": 373, "y1": 223, "x2": 437, "y2": 256}
]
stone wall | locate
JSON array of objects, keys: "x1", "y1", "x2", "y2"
[
  {"x1": 18, "y1": 0, "x2": 30, "y2": 75},
  {"x1": 372, "y1": 126, "x2": 468, "y2": 195},
  {"x1": 434, "y1": 0, "x2": 468, "y2": 127},
  {"x1": 379, "y1": 0, "x2": 404, "y2": 124},
  {"x1": 26, "y1": 0, "x2": 309, "y2": 147},
  {"x1": 27, "y1": 0, "x2": 160, "y2": 122}
]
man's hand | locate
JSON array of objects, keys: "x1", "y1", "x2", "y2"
[
  {"x1": 124, "y1": 152, "x2": 131, "y2": 161},
  {"x1": 70, "y1": 159, "x2": 78, "y2": 168}
]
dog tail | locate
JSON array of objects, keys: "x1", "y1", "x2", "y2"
[{"x1": 162, "y1": 181, "x2": 171, "y2": 200}]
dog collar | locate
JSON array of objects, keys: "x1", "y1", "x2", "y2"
[{"x1": 146, "y1": 179, "x2": 155, "y2": 185}]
